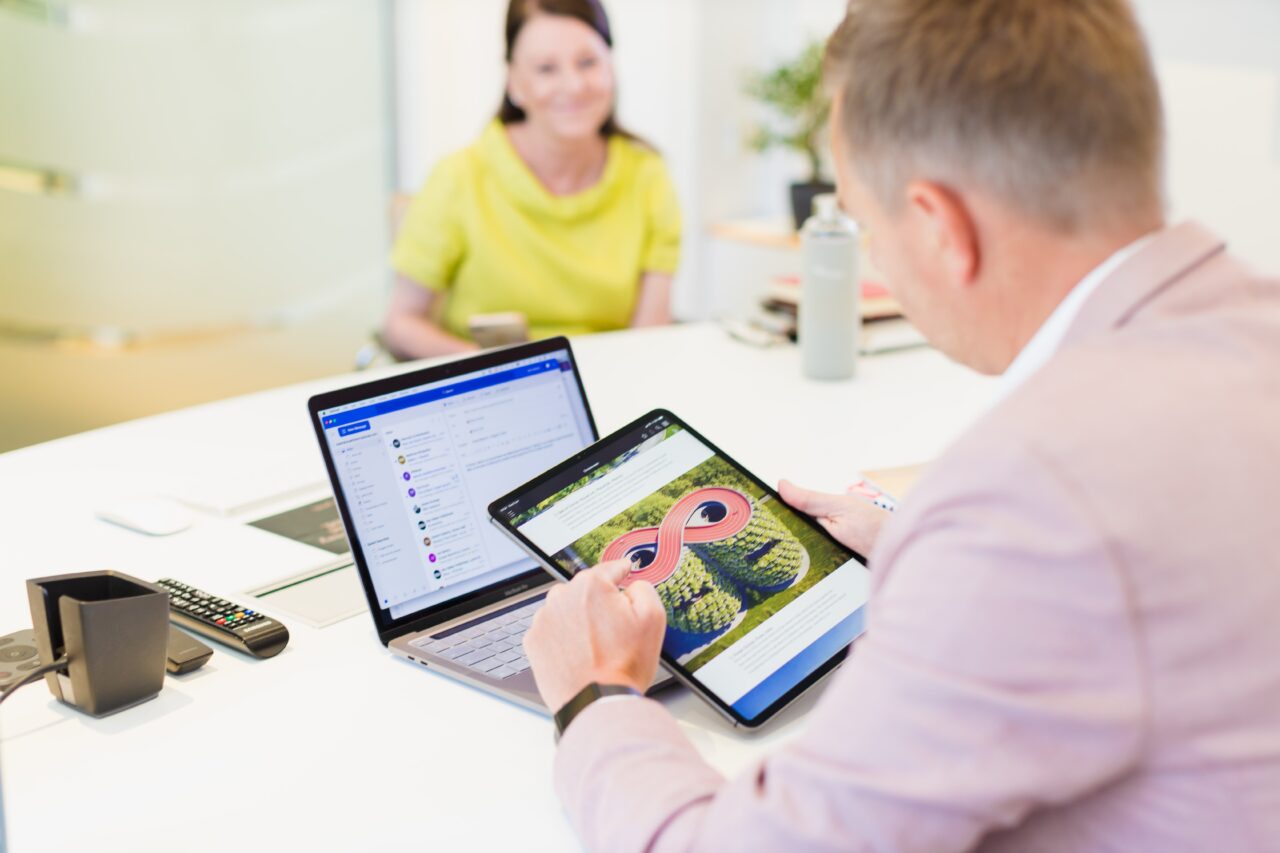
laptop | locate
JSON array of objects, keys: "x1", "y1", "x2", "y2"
[{"x1": 308, "y1": 338, "x2": 668, "y2": 712}]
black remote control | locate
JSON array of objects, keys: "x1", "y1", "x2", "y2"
[{"x1": 156, "y1": 579, "x2": 290, "y2": 659}]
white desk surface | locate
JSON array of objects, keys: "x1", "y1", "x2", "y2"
[{"x1": 0, "y1": 323, "x2": 997, "y2": 852}]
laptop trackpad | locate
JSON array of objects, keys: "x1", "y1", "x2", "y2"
[{"x1": 252, "y1": 564, "x2": 366, "y2": 629}]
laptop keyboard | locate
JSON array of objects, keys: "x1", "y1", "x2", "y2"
[{"x1": 409, "y1": 596, "x2": 543, "y2": 680}]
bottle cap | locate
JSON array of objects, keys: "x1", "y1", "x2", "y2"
[{"x1": 813, "y1": 193, "x2": 839, "y2": 221}]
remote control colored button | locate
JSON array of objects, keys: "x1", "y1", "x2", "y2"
[{"x1": 0, "y1": 646, "x2": 36, "y2": 662}]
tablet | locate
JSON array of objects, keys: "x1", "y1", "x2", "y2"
[{"x1": 488, "y1": 409, "x2": 871, "y2": 728}]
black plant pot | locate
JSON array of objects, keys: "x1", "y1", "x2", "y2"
[{"x1": 790, "y1": 180, "x2": 836, "y2": 230}]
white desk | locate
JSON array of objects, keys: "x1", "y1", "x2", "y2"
[{"x1": 0, "y1": 323, "x2": 997, "y2": 852}]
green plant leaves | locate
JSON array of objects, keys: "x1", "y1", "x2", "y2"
[{"x1": 744, "y1": 40, "x2": 831, "y2": 182}]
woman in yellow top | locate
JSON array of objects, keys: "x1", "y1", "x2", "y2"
[{"x1": 384, "y1": 0, "x2": 682, "y2": 358}]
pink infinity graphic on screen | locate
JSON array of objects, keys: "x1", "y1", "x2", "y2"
[{"x1": 601, "y1": 487, "x2": 753, "y2": 586}]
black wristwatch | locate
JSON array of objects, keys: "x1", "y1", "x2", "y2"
[{"x1": 553, "y1": 682, "x2": 641, "y2": 742}]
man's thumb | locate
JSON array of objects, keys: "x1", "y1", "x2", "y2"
[{"x1": 594, "y1": 558, "x2": 634, "y2": 587}]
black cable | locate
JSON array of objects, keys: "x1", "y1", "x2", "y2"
[{"x1": 0, "y1": 657, "x2": 69, "y2": 707}]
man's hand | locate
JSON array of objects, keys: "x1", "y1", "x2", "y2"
[
  {"x1": 523, "y1": 559, "x2": 667, "y2": 713},
  {"x1": 779, "y1": 479, "x2": 890, "y2": 556}
]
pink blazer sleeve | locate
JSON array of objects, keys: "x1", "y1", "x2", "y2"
[{"x1": 554, "y1": 438, "x2": 1146, "y2": 852}]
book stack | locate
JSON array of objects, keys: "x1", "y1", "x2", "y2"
[
  {"x1": 761, "y1": 275, "x2": 903, "y2": 324},
  {"x1": 737, "y1": 276, "x2": 927, "y2": 355}
]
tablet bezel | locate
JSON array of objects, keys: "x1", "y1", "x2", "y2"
[{"x1": 488, "y1": 408, "x2": 869, "y2": 729}]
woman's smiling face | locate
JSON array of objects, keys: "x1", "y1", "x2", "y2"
[{"x1": 506, "y1": 12, "x2": 616, "y2": 141}]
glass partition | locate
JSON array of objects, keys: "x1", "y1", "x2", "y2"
[{"x1": 0, "y1": 0, "x2": 393, "y2": 449}]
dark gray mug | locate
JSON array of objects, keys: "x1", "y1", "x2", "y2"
[{"x1": 26, "y1": 571, "x2": 169, "y2": 717}]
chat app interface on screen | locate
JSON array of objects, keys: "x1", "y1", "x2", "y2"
[
  {"x1": 499, "y1": 415, "x2": 870, "y2": 719},
  {"x1": 320, "y1": 351, "x2": 592, "y2": 619}
]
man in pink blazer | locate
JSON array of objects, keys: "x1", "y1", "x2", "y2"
[{"x1": 523, "y1": 0, "x2": 1280, "y2": 849}]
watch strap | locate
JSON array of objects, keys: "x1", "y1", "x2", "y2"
[{"x1": 553, "y1": 682, "x2": 641, "y2": 740}]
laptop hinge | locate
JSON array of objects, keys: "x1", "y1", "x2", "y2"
[{"x1": 383, "y1": 573, "x2": 553, "y2": 644}]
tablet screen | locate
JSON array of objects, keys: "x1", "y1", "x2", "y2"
[{"x1": 492, "y1": 411, "x2": 870, "y2": 725}]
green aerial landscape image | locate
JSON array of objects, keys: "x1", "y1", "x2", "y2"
[{"x1": 549, "y1": 435, "x2": 853, "y2": 672}]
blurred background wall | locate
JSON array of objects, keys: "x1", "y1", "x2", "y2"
[
  {"x1": 3, "y1": 0, "x2": 1278, "y2": 452},
  {"x1": 0, "y1": 0, "x2": 393, "y2": 451}
]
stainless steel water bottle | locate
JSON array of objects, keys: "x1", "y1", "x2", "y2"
[{"x1": 799, "y1": 194, "x2": 860, "y2": 380}]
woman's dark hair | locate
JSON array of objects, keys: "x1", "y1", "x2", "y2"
[{"x1": 497, "y1": 0, "x2": 633, "y2": 140}]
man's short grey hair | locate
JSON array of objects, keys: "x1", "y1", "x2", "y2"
[{"x1": 824, "y1": 0, "x2": 1165, "y2": 231}]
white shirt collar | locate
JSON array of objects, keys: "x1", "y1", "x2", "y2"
[{"x1": 997, "y1": 231, "x2": 1157, "y2": 398}]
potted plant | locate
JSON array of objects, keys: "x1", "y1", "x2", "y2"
[{"x1": 745, "y1": 40, "x2": 834, "y2": 230}]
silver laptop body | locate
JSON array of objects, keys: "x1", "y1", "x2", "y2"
[
  {"x1": 309, "y1": 338, "x2": 667, "y2": 713},
  {"x1": 390, "y1": 585, "x2": 549, "y2": 711}
]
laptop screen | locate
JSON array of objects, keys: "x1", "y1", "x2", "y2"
[{"x1": 316, "y1": 345, "x2": 594, "y2": 624}]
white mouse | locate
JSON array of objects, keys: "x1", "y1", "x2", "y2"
[{"x1": 96, "y1": 497, "x2": 195, "y2": 536}]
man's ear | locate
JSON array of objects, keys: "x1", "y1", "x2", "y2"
[{"x1": 904, "y1": 179, "x2": 980, "y2": 288}]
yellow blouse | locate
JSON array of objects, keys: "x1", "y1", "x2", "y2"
[{"x1": 391, "y1": 121, "x2": 682, "y2": 341}]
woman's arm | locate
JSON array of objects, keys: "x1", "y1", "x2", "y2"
[
  {"x1": 381, "y1": 276, "x2": 479, "y2": 360},
  {"x1": 630, "y1": 272, "x2": 673, "y2": 327}
]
